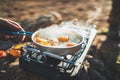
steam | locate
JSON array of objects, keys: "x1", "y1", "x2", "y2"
[
  {"x1": 86, "y1": 0, "x2": 104, "y2": 24},
  {"x1": 86, "y1": 7, "x2": 102, "y2": 24}
]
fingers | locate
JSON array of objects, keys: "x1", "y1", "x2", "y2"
[
  {"x1": 6, "y1": 19, "x2": 22, "y2": 31},
  {"x1": 0, "y1": 18, "x2": 23, "y2": 31},
  {"x1": 0, "y1": 18, "x2": 25, "y2": 42},
  {"x1": 7, "y1": 19, "x2": 26, "y2": 41},
  {"x1": 8, "y1": 20, "x2": 25, "y2": 41},
  {"x1": 0, "y1": 18, "x2": 6, "y2": 21}
]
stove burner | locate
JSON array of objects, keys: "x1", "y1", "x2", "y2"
[{"x1": 19, "y1": 27, "x2": 97, "y2": 80}]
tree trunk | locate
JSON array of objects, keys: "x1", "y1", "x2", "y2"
[{"x1": 107, "y1": 0, "x2": 120, "y2": 40}]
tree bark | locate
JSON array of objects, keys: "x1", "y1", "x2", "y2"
[{"x1": 107, "y1": 0, "x2": 120, "y2": 40}]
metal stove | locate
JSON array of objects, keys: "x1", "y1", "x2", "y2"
[{"x1": 19, "y1": 26, "x2": 97, "y2": 80}]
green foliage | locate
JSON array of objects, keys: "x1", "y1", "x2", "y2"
[{"x1": 116, "y1": 54, "x2": 120, "y2": 64}]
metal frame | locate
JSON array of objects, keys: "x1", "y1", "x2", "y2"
[{"x1": 19, "y1": 26, "x2": 97, "y2": 79}]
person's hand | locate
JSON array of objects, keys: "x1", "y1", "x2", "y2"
[{"x1": 0, "y1": 18, "x2": 25, "y2": 42}]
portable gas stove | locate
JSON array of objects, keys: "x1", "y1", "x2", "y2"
[{"x1": 19, "y1": 26, "x2": 97, "y2": 80}]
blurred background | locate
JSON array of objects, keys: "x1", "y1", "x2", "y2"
[{"x1": 0, "y1": 0, "x2": 111, "y2": 30}]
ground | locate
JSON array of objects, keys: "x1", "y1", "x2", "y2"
[{"x1": 0, "y1": 0, "x2": 120, "y2": 80}]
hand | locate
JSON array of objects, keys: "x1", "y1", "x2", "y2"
[{"x1": 0, "y1": 18, "x2": 25, "y2": 42}]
